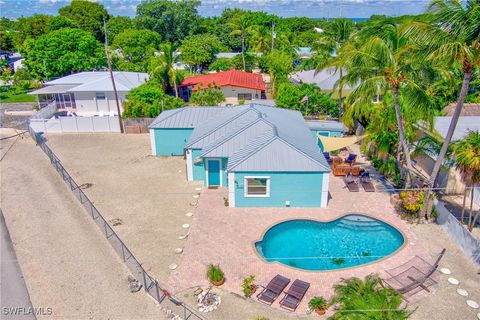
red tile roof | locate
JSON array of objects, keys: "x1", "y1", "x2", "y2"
[{"x1": 180, "y1": 70, "x2": 266, "y2": 91}]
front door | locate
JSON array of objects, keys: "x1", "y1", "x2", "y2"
[{"x1": 207, "y1": 159, "x2": 221, "y2": 186}]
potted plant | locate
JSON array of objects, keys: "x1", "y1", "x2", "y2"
[
  {"x1": 309, "y1": 296, "x2": 328, "y2": 315},
  {"x1": 206, "y1": 264, "x2": 225, "y2": 286},
  {"x1": 241, "y1": 275, "x2": 256, "y2": 297}
]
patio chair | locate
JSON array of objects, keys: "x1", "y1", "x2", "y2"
[
  {"x1": 344, "y1": 153, "x2": 357, "y2": 165},
  {"x1": 279, "y1": 279, "x2": 310, "y2": 311},
  {"x1": 360, "y1": 171, "x2": 375, "y2": 192},
  {"x1": 256, "y1": 275, "x2": 291, "y2": 305},
  {"x1": 383, "y1": 248, "x2": 446, "y2": 301},
  {"x1": 323, "y1": 152, "x2": 333, "y2": 164},
  {"x1": 344, "y1": 172, "x2": 359, "y2": 192}
]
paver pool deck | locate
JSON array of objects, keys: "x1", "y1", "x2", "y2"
[{"x1": 167, "y1": 174, "x2": 434, "y2": 314}]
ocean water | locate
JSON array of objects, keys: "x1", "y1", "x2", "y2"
[{"x1": 255, "y1": 214, "x2": 404, "y2": 271}]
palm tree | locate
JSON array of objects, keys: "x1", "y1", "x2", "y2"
[
  {"x1": 315, "y1": 18, "x2": 354, "y2": 117},
  {"x1": 149, "y1": 43, "x2": 182, "y2": 97},
  {"x1": 228, "y1": 14, "x2": 254, "y2": 71},
  {"x1": 417, "y1": 0, "x2": 480, "y2": 218},
  {"x1": 250, "y1": 25, "x2": 271, "y2": 54},
  {"x1": 345, "y1": 20, "x2": 431, "y2": 188},
  {"x1": 453, "y1": 131, "x2": 480, "y2": 231}
]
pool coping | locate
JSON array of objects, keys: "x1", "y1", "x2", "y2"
[{"x1": 251, "y1": 212, "x2": 408, "y2": 273}]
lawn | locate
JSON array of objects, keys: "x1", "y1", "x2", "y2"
[{"x1": 0, "y1": 92, "x2": 36, "y2": 103}]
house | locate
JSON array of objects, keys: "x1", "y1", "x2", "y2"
[
  {"x1": 307, "y1": 120, "x2": 348, "y2": 149},
  {"x1": 149, "y1": 103, "x2": 332, "y2": 208},
  {"x1": 29, "y1": 71, "x2": 148, "y2": 116},
  {"x1": 215, "y1": 52, "x2": 263, "y2": 59},
  {"x1": 178, "y1": 70, "x2": 266, "y2": 105},
  {"x1": 290, "y1": 67, "x2": 353, "y2": 91}
]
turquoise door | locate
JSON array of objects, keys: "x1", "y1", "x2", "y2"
[{"x1": 207, "y1": 159, "x2": 221, "y2": 186}]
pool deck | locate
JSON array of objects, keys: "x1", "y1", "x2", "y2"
[{"x1": 166, "y1": 173, "x2": 434, "y2": 314}]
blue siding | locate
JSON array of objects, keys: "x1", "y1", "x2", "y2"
[
  {"x1": 311, "y1": 129, "x2": 343, "y2": 151},
  {"x1": 202, "y1": 157, "x2": 228, "y2": 187},
  {"x1": 192, "y1": 149, "x2": 205, "y2": 181},
  {"x1": 234, "y1": 172, "x2": 324, "y2": 207},
  {"x1": 154, "y1": 128, "x2": 193, "y2": 156}
]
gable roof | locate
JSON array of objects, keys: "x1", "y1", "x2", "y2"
[
  {"x1": 149, "y1": 107, "x2": 228, "y2": 129},
  {"x1": 290, "y1": 68, "x2": 352, "y2": 91},
  {"x1": 180, "y1": 70, "x2": 266, "y2": 91}
]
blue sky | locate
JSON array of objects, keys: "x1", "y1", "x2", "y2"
[{"x1": 0, "y1": 0, "x2": 431, "y2": 19}]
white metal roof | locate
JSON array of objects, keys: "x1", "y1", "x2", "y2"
[
  {"x1": 291, "y1": 68, "x2": 352, "y2": 91},
  {"x1": 307, "y1": 120, "x2": 347, "y2": 132},
  {"x1": 434, "y1": 116, "x2": 480, "y2": 141},
  {"x1": 29, "y1": 85, "x2": 76, "y2": 95}
]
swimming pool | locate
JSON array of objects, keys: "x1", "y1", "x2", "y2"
[{"x1": 255, "y1": 214, "x2": 405, "y2": 271}]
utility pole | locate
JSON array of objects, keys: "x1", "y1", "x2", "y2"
[
  {"x1": 103, "y1": 19, "x2": 124, "y2": 134},
  {"x1": 271, "y1": 22, "x2": 275, "y2": 52}
]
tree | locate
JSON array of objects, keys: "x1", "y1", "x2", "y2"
[
  {"x1": 111, "y1": 29, "x2": 161, "y2": 72},
  {"x1": 262, "y1": 50, "x2": 293, "y2": 97},
  {"x1": 453, "y1": 132, "x2": 480, "y2": 231},
  {"x1": 208, "y1": 58, "x2": 234, "y2": 72},
  {"x1": 48, "y1": 16, "x2": 78, "y2": 31},
  {"x1": 136, "y1": 0, "x2": 201, "y2": 44},
  {"x1": 179, "y1": 34, "x2": 226, "y2": 71},
  {"x1": 59, "y1": 0, "x2": 110, "y2": 41},
  {"x1": 106, "y1": 16, "x2": 135, "y2": 43},
  {"x1": 149, "y1": 42, "x2": 182, "y2": 97},
  {"x1": 228, "y1": 13, "x2": 255, "y2": 71},
  {"x1": 13, "y1": 15, "x2": 51, "y2": 48},
  {"x1": 123, "y1": 81, "x2": 185, "y2": 118},
  {"x1": 190, "y1": 84, "x2": 225, "y2": 106},
  {"x1": 417, "y1": 0, "x2": 480, "y2": 219},
  {"x1": 232, "y1": 53, "x2": 256, "y2": 72},
  {"x1": 22, "y1": 28, "x2": 105, "y2": 80},
  {"x1": 0, "y1": 31, "x2": 14, "y2": 53}
]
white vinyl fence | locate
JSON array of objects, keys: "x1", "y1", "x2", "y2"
[{"x1": 29, "y1": 116, "x2": 120, "y2": 133}]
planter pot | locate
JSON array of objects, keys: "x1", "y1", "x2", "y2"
[
  {"x1": 211, "y1": 278, "x2": 225, "y2": 286},
  {"x1": 245, "y1": 285, "x2": 257, "y2": 297},
  {"x1": 315, "y1": 309, "x2": 326, "y2": 316}
]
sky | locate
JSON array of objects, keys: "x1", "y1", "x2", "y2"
[{"x1": 0, "y1": 0, "x2": 432, "y2": 19}]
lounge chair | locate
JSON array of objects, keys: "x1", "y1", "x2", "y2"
[
  {"x1": 344, "y1": 153, "x2": 357, "y2": 165},
  {"x1": 383, "y1": 249, "x2": 446, "y2": 301},
  {"x1": 323, "y1": 152, "x2": 333, "y2": 164},
  {"x1": 360, "y1": 171, "x2": 375, "y2": 192},
  {"x1": 344, "y1": 172, "x2": 359, "y2": 192},
  {"x1": 279, "y1": 279, "x2": 310, "y2": 311},
  {"x1": 256, "y1": 275, "x2": 290, "y2": 305}
]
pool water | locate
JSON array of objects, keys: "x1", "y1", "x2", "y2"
[{"x1": 255, "y1": 215, "x2": 404, "y2": 271}]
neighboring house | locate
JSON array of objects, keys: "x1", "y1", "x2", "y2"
[
  {"x1": 149, "y1": 103, "x2": 332, "y2": 208},
  {"x1": 215, "y1": 52, "x2": 263, "y2": 59},
  {"x1": 29, "y1": 71, "x2": 148, "y2": 116},
  {"x1": 1, "y1": 52, "x2": 24, "y2": 72},
  {"x1": 413, "y1": 104, "x2": 480, "y2": 193},
  {"x1": 290, "y1": 67, "x2": 353, "y2": 91},
  {"x1": 178, "y1": 70, "x2": 266, "y2": 105}
]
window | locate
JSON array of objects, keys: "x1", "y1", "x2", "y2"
[
  {"x1": 245, "y1": 177, "x2": 270, "y2": 197},
  {"x1": 238, "y1": 93, "x2": 252, "y2": 100},
  {"x1": 95, "y1": 92, "x2": 106, "y2": 100}
]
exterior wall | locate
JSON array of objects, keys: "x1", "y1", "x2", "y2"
[
  {"x1": 192, "y1": 149, "x2": 205, "y2": 181},
  {"x1": 233, "y1": 171, "x2": 325, "y2": 208},
  {"x1": 153, "y1": 128, "x2": 193, "y2": 156},
  {"x1": 311, "y1": 129, "x2": 343, "y2": 151},
  {"x1": 221, "y1": 86, "x2": 262, "y2": 102},
  {"x1": 73, "y1": 91, "x2": 127, "y2": 116}
]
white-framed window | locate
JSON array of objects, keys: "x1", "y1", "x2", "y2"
[
  {"x1": 244, "y1": 176, "x2": 270, "y2": 197},
  {"x1": 95, "y1": 92, "x2": 106, "y2": 100}
]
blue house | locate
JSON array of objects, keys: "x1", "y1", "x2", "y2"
[
  {"x1": 306, "y1": 120, "x2": 348, "y2": 150},
  {"x1": 149, "y1": 104, "x2": 339, "y2": 208}
]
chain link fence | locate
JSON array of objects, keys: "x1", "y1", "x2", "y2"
[{"x1": 27, "y1": 125, "x2": 207, "y2": 320}]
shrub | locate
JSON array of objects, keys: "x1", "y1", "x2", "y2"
[
  {"x1": 399, "y1": 191, "x2": 425, "y2": 215},
  {"x1": 242, "y1": 275, "x2": 256, "y2": 297},
  {"x1": 206, "y1": 264, "x2": 224, "y2": 283},
  {"x1": 190, "y1": 83, "x2": 225, "y2": 106}
]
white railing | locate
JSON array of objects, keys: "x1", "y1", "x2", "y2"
[
  {"x1": 31, "y1": 101, "x2": 58, "y2": 119},
  {"x1": 29, "y1": 116, "x2": 120, "y2": 133}
]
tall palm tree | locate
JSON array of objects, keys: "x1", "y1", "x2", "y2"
[
  {"x1": 149, "y1": 43, "x2": 181, "y2": 97},
  {"x1": 453, "y1": 131, "x2": 480, "y2": 231},
  {"x1": 228, "y1": 14, "x2": 254, "y2": 71},
  {"x1": 250, "y1": 25, "x2": 271, "y2": 53},
  {"x1": 418, "y1": 0, "x2": 480, "y2": 218},
  {"x1": 345, "y1": 20, "x2": 431, "y2": 188},
  {"x1": 315, "y1": 18, "x2": 354, "y2": 117}
]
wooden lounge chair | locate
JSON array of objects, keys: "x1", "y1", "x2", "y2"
[
  {"x1": 344, "y1": 172, "x2": 359, "y2": 192},
  {"x1": 256, "y1": 275, "x2": 291, "y2": 305},
  {"x1": 279, "y1": 279, "x2": 310, "y2": 311},
  {"x1": 383, "y1": 249, "x2": 446, "y2": 301},
  {"x1": 360, "y1": 171, "x2": 375, "y2": 192}
]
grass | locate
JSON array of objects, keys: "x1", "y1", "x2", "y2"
[{"x1": 0, "y1": 92, "x2": 36, "y2": 103}]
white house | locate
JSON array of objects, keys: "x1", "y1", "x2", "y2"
[{"x1": 29, "y1": 71, "x2": 148, "y2": 116}]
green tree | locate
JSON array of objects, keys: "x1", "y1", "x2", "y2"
[
  {"x1": 190, "y1": 84, "x2": 226, "y2": 106},
  {"x1": 59, "y1": 0, "x2": 110, "y2": 41},
  {"x1": 228, "y1": 13, "x2": 255, "y2": 71},
  {"x1": 123, "y1": 81, "x2": 185, "y2": 118},
  {"x1": 208, "y1": 58, "x2": 234, "y2": 72},
  {"x1": 416, "y1": 0, "x2": 480, "y2": 219},
  {"x1": 13, "y1": 15, "x2": 51, "y2": 48},
  {"x1": 149, "y1": 42, "x2": 183, "y2": 97},
  {"x1": 232, "y1": 53, "x2": 256, "y2": 72},
  {"x1": 179, "y1": 34, "x2": 226, "y2": 71},
  {"x1": 262, "y1": 50, "x2": 293, "y2": 97},
  {"x1": 0, "y1": 31, "x2": 14, "y2": 53},
  {"x1": 331, "y1": 275, "x2": 409, "y2": 320},
  {"x1": 453, "y1": 132, "x2": 480, "y2": 231},
  {"x1": 22, "y1": 28, "x2": 105, "y2": 80},
  {"x1": 111, "y1": 29, "x2": 161, "y2": 72},
  {"x1": 48, "y1": 16, "x2": 78, "y2": 31},
  {"x1": 106, "y1": 16, "x2": 135, "y2": 43},
  {"x1": 136, "y1": 0, "x2": 201, "y2": 44}
]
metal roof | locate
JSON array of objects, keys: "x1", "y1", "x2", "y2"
[
  {"x1": 434, "y1": 116, "x2": 480, "y2": 141},
  {"x1": 149, "y1": 107, "x2": 228, "y2": 129},
  {"x1": 291, "y1": 68, "x2": 353, "y2": 91},
  {"x1": 28, "y1": 84, "x2": 76, "y2": 95},
  {"x1": 306, "y1": 120, "x2": 347, "y2": 132}
]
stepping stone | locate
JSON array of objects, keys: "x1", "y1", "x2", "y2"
[
  {"x1": 174, "y1": 248, "x2": 183, "y2": 254},
  {"x1": 182, "y1": 224, "x2": 190, "y2": 229},
  {"x1": 193, "y1": 195, "x2": 199, "y2": 198},
  {"x1": 447, "y1": 277, "x2": 459, "y2": 285},
  {"x1": 440, "y1": 268, "x2": 451, "y2": 275},
  {"x1": 195, "y1": 187, "x2": 202, "y2": 191},
  {"x1": 456, "y1": 288, "x2": 468, "y2": 297},
  {"x1": 467, "y1": 300, "x2": 479, "y2": 309},
  {"x1": 168, "y1": 263, "x2": 178, "y2": 270},
  {"x1": 177, "y1": 235, "x2": 187, "y2": 240},
  {"x1": 186, "y1": 212, "x2": 193, "y2": 217},
  {"x1": 477, "y1": 312, "x2": 480, "y2": 319}
]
